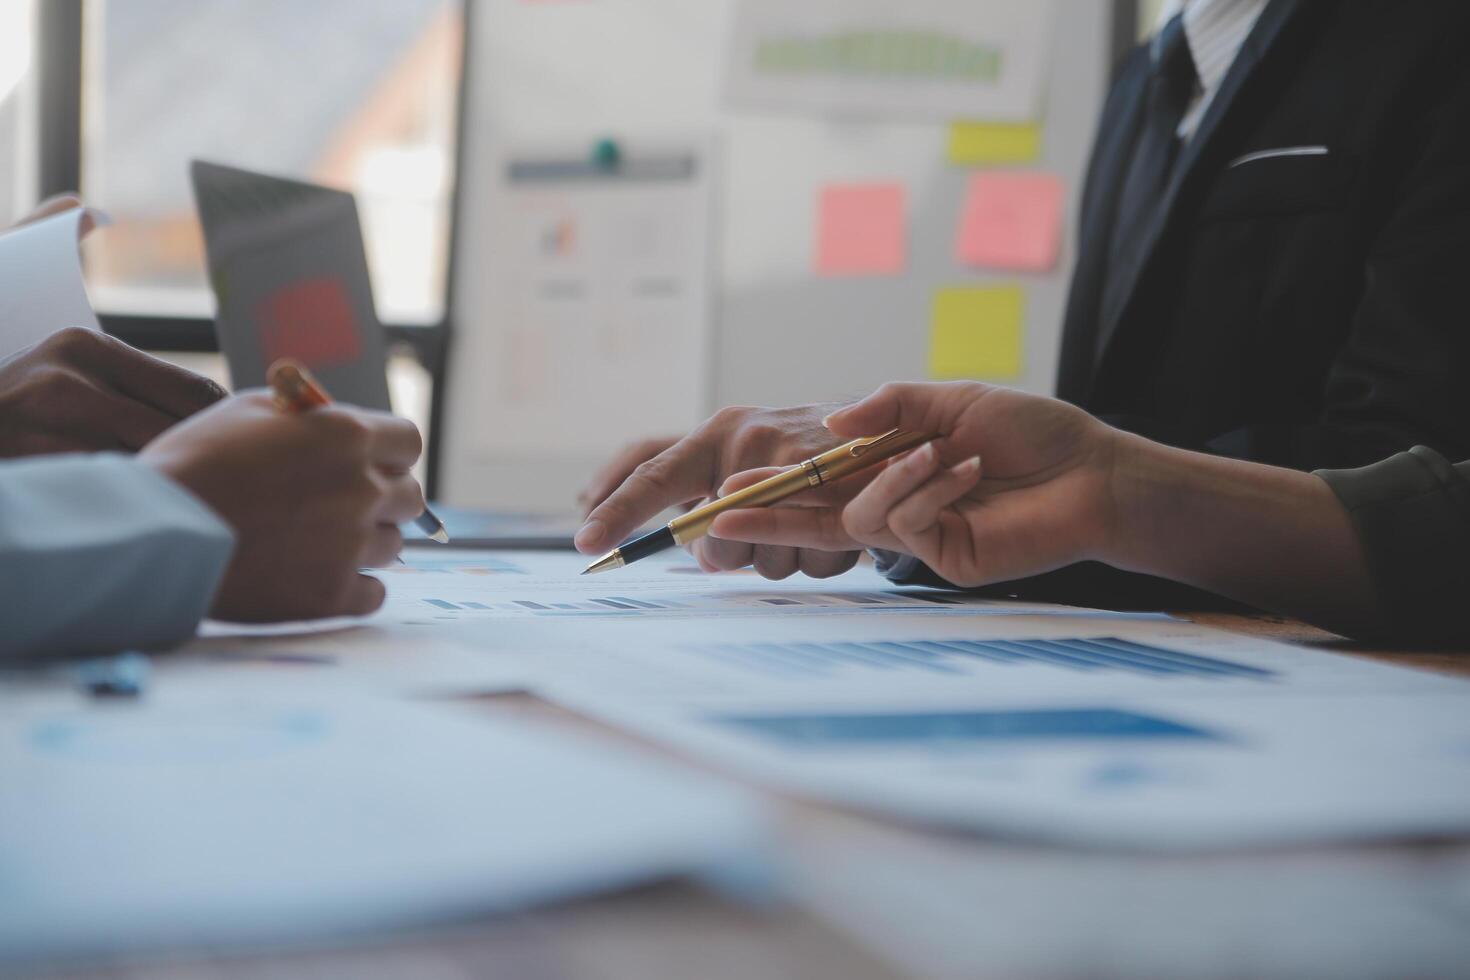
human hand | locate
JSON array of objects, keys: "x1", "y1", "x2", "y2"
[
  {"x1": 577, "y1": 435, "x2": 680, "y2": 515},
  {"x1": 140, "y1": 392, "x2": 425, "y2": 621},
  {"x1": 0, "y1": 327, "x2": 227, "y2": 458},
  {"x1": 575, "y1": 403, "x2": 864, "y2": 579},
  {"x1": 709, "y1": 381, "x2": 1124, "y2": 587}
]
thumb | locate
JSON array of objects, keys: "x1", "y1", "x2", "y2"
[{"x1": 824, "y1": 381, "x2": 986, "y2": 440}]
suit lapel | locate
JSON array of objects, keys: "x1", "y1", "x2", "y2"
[
  {"x1": 1055, "y1": 51, "x2": 1150, "y2": 401},
  {"x1": 1090, "y1": 0, "x2": 1309, "y2": 372}
]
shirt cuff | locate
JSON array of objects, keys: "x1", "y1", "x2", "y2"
[{"x1": 0, "y1": 454, "x2": 236, "y2": 658}]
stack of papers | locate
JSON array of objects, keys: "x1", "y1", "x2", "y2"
[{"x1": 0, "y1": 672, "x2": 769, "y2": 968}]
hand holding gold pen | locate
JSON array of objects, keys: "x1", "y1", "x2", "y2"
[{"x1": 582, "y1": 429, "x2": 934, "y2": 574}]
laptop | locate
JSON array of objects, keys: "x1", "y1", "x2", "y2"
[{"x1": 190, "y1": 160, "x2": 577, "y2": 548}]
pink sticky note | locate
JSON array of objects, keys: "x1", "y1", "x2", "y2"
[
  {"x1": 956, "y1": 172, "x2": 1064, "y2": 272},
  {"x1": 815, "y1": 182, "x2": 906, "y2": 276}
]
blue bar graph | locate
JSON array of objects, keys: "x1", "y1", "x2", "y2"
[
  {"x1": 690, "y1": 637, "x2": 1274, "y2": 680},
  {"x1": 710, "y1": 708, "x2": 1221, "y2": 746}
]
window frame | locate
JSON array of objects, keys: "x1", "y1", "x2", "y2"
[{"x1": 33, "y1": 0, "x2": 468, "y2": 496}]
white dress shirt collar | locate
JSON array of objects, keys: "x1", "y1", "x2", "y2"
[{"x1": 1155, "y1": 0, "x2": 1269, "y2": 140}]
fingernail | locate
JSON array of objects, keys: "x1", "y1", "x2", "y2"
[
  {"x1": 957, "y1": 455, "x2": 981, "y2": 474},
  {"x1": 575, "y1": 520, "x2": 605, "y2": 552},
  {"x1": 821, "y1": 412, "x2": 839, "y2": 429}
]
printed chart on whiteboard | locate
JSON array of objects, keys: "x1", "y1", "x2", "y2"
[
  {"x1": 726, "y1": 0, "x2": 1055, "y2": 120},
  {"x1": 480, "y1": 143, "x2": 713, "y2": 456}
]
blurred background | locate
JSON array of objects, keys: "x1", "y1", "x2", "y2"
[
  {"x1": 0, "y1": 0, "x2": 1166, "y2": 508},
  {"x1": 0, "y1": 0, "x2": 459, "y2": 446}
]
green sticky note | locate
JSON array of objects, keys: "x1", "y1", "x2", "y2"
[
  {"x1": 947, "y1": 121, "x2": 1042, "y2": 165},
  {"x1": 928, "y1": 286, "x2": 1024, "y2": 379}
]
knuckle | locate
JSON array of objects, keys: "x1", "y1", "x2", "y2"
[
  {"x1": 729, "y1": 422, "x2": 782, "y2": 462},
  {"x1": 710, "y1": 405, "x2": 754, "y2": 429},
  {"x1": 629, "y1": 458, "x2": 671, "y2": 493},
  {"x1": 43, "y1": 325, "x2": 102, "y2": 358},
  {"x1": 888, "y1": 505, "x2": 925, "y2": 537}
]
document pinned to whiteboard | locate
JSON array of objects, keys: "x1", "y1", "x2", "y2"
[
  {"x1": 477, "y1": 140, "x2": 713, "y2": 457},
  {"x1": 725, "y1": 0, "x2": 1055, "y2": 121}
]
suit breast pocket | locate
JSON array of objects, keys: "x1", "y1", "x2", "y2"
[{"x1": 1197, "y1": 148, "x2": 1358, "y2": 221}]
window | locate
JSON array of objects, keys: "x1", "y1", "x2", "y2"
[
  {"x1": 0, "y1": 0, "x2": 36, "y2": 226},
  {"x1": 79, "y1": 0, "x2": 462, "y2": 327}
]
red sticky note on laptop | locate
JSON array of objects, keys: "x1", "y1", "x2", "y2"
[
  {"x1": 955, "y1": 172, "x2": 1064, "y2": 272},
  {"x1": 257, "y1": 277, "x2": 364, "y2": 370}
]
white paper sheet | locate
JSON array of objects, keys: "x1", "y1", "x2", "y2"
[
  {"x1": 182, "y1": 619, "x2": 533, "y2": 696},
  {"x1": 0, "y1": 209, "x2": 101, "y2": 353},
  {"x1": 0, "y1": 674, "x2": 770, "y2": 968},
  {"x1": 189, "y1": 551, "x2": 1167, "y2": 698},
  {"x1": 440, "y1": 138, "x2": 715, "y2": 510},
  {"x1": 531, "y1": 611, "x2": 1470, "y2": 849},
  {"x1": 369, "y1": 549, "x2": 1168, "y2": 626},
  {"x1": 789, "y1": 818, "x2": 1470, "y2": 980},
  {"x1": 726, "y1": 0, "x2": 1055, "y2": 121}
]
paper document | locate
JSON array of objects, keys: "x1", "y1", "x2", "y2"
[
  {"x1": 186, "y1": 617, "x2": 532, "y2": 696},
  {"x1": 369, "y1": 550, "x2": 1166, "y2": 627},
  {"x1": 792, "y1": 820, "x2": 1470, "y2": 980},
  {"x1": 534, "y1": 613, "x2": 1470, "y2": 848},
  {"x1": 0, "y1": 209, "x2": 101, "y2": 353},
  {"x1": 439, "y1": 139, "x2": 714, "y2": 511},
  {"x1": 0, "y1": 674, "x2": 769, "y2": 967}
]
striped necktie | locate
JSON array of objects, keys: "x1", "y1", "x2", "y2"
[{"x1": 1100, "y1": 13, "x2": 1198, "y2": 334}]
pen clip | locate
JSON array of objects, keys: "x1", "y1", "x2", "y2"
[{"x1": 847, "y1": 429, "x2": 904, "y2": 458}]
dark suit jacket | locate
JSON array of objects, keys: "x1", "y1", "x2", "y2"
[
  {"x1": 889, "y1": 0, "x2": 1470, "y2": 610},
  {"x1": 1318, "y1": 448, "x2": 1470, "y2": 645},
  {"x1": 1060, "y1": 0, "x2": 1470, "y2": 470}
]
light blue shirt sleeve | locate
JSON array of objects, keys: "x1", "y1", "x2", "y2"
[{"x1": 0, "y1": 453, "x2": 235, "y2": 660}]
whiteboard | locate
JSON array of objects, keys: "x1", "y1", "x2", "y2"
[{"x1": 442, "y1": 0, "x2": 1113, "y2": 511}]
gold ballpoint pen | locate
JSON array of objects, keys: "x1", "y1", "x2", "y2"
[{"x1": 582, "y1": 429, "x2": 934, "y2": 574}]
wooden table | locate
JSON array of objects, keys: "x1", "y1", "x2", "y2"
[{"x1": 59, "y1": 613, "x2": 1470, "y2": 980}]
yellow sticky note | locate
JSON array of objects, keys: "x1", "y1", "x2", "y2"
[
  {"x1": 928, "y1": 286, "x2": 1024, "y2": 379},
  {"x1": 947, "y1": 121, "x2": 1042, "y2": 166}
]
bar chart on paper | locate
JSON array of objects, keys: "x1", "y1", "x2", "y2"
[
  {"x1": 375, "y1": 550, "x2": 1165, "y2": 625},
  {"x1": 403, "y1": 590, "x2": 991, "y2": 620},
  {"x1": 687, "y1": 638, "x2": 1277, "y2": 681}
]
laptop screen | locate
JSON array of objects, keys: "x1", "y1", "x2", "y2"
[{"x1": 190, "y1": 160, "x2": 392, "y2": 410}]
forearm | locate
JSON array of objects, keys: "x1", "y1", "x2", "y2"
[{"x1": 1105, "y1": 434, "x2": 1382, "y2": 638}]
